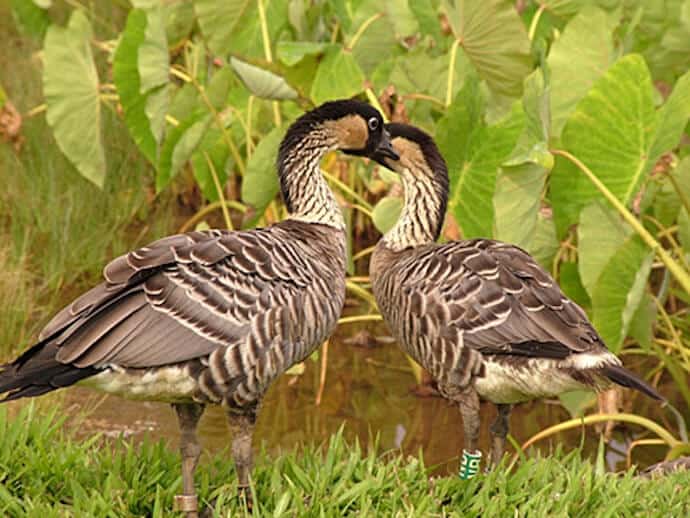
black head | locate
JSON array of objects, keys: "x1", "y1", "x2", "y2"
[{"x1": 279, "y1": 99, "x2": 399, "y2": 164}]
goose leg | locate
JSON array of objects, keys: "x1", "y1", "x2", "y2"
[
  {"x1": 172, "y1": 402, "x2": 205, "y2": 518},
  {"x1": 457, "y1": 387, "x2": 482, "y2": 478},
  {"x1": 489, "y1": 404, "x2": 512, "y2": 468},
  {"x1": 227, "y1": 407, "x2": 257, "y2": 508}
]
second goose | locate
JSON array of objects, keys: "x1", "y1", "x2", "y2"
[{"x1": 370, "y1": 123, "x2": 664, "y2": 475}]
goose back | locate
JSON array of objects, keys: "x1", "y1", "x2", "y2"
[{"x1": 3, "y1": 220, "x2": 346, "y2": 409}]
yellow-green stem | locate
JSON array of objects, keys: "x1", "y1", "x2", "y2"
[
  {"x1": 203, "y1": 152, "x2": 233, "y2": 230},
  {"x1": 445, "y1": 38, "x2": 461, "y2": 107},
  {"x1": 552, "y1": 149, "x2": 690, "y2": 295},
  {"x1": 347, "y1": 13, "x2": 383, "y2": 50},
  {"x1": 179, "y1": 200, "x2": 247, "y2": 233},
  {"x1": 528, "y1": 5, "x2": 546, "y2": 41}
]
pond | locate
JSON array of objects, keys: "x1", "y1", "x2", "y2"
[{"x1": 41, "y1": 322, "x2": 672, "y2": 475}]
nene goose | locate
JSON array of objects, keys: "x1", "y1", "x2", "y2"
[
  {"x1": 0, "y1": 100, "x2": 398, "y2": 514},
  {"x1": 370, "y1": 123, "x2": 664, "y2": 476}
]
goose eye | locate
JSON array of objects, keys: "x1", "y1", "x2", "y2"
[{"x1": 367, "y1": 117, "x2": 379, "y2": 131}]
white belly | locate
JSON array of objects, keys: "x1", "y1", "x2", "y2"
[
  {"x1": 79, "y1": 365, "x2": 197, "y2": 402},
  {"x1": 474, "y1": 359, "x2": 592, "y2": 404}
]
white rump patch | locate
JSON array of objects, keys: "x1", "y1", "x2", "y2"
[{"x1": 80, "y1": 365, "x2": 197, "y2": 402}]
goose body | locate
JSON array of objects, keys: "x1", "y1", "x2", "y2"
[
  {"x1": 370, "y1": 123, "x2": 662, "y2": 468},
  {"x1": 0, "y1": 99, "x2": 398, "y2": 513}
]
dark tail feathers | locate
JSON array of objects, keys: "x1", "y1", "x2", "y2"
[{"x1": 601, "y1": 364, "x2": 665, "y2": 402}]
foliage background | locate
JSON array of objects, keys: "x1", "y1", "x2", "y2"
[{"x1": 2, "y1": 0, "x2": 690, "y2": 503}]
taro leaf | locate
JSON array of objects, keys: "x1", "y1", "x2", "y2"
[
  {"x1": 577, "y1": 202, "x2": 631, "y2": 296},
  {"x1": 494, "y1": 158, "x2": 549, "y2": 250},
  {"x1": 550, "y1": 54, "x2": 656, "y2": 235},
  {"x1": 310, "y1": 47, "x2": 365, "y2": 106},
  {"x1": 647, "y1": 70, "x2": 690, "y2": 166},
  {"x1": 591, "y1": 235, "x2": 654, "y2": 353},
  {"x1": 539, "y1": 0, "x2": 589, "y2": 20},
  {"x1": 653, "y1": 156, "x2": 690, "y2": 227},
  {"x1": 547, "y1": 6, "x2": 613, "y2": 137},
  {"x1": 230, "y1": 58, "x2": 298, "y2": 100},
  {"x1": 558, "y1": 261, "x2": 590, "y2": 309},
  {"x1": 443, "y1": 0, "x2": 532, "y2": 97},
  {"x1": 559, "y1": 390, "x2": 597, "y2": 418},
  {"x1": 138, "y1": 6, "x2": 169, "y2": 93},
  {"x1": 43, "y1": 10, "x2": 105, "y2": 188},
  {"x1": 206, "y1": 66, "x2": 235, "y2": 110},
  {"x1": 277, "y1": 41, "x2": 330, "y2": 66},
  {"x1": 165, "y1": 0, "x2": 196, "y2": 47},
  {"x1": 372, "y1": 196, "x2": 403, "y2": 234},
  {"x1": 437, "y1": 80, "x2": 525, "y2": 238},
  {"x1": 494, "y1": 69, "x2": 552, "y2": 249},
  {"x1": 10, "y1": 0, "x2": 49, "y2": 38},
  {"x1": 113, "y1": 9, "x2": 158, "y2": 164},
  {"x1": 529, "y1": 214, "x2": 559, "y2": 270},
  {"x1": 629, "y1": 291, "x2": 656, "y2": 351},
  {"x1": 157, "y1": 113, "x2": 212, "y2": 191},
  {"x1": 242, "y1": 126, "x2": 286, "y2": 228},
  {"x1": 191, "y1": 129, "x2": 229, "y2": 203},
  {"x1": 410, "y1": 0, "x2": 443, "y2": 44},
  {"x1": 656, "y1": 1, "x2": 690, "y2": 79},
  {"x1": 346, "y1": 1, "x2": 403, "y2": 75},
  {"x1": 194, "y1": 0, "x2": 253, "y2": 56}
]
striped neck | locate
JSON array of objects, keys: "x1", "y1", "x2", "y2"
[
  {"x1": 382, "y1": 168, "x2": 444, "y2": 251},
  {"x1": 278, "y1": 129, "x2": 345, "y2": 230}
]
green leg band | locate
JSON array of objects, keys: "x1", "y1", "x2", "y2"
[{"x1": 459, "y1": 449, "x2": 482, "y2": 480}]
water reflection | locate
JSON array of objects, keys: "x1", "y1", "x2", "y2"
[{"x1": 60, "y1": 324, "x2": 668, "y2": 474}]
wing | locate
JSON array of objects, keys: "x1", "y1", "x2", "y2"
[
  {"x1": 400, "y1": 239, "x2": 604, "y2": 360},
  {"x1": 34, "y1": 227, "x2": 314, "y2": 370}
]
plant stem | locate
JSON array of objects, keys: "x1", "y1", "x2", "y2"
[
  {"x1": 347, "y1": 13, "x2": 383, "y2": 51},
  {"x1": 338, "y1": 314, "x2": 382, "y2": 325},
  {"x1": 203, "y1": 152, "x2": 233, "y2": 230},
  {"x1": 257, "y1": 0, "x2": 282, "y2": 127},
  {"x1": 179, "y1": 200, "x2": 247, "y2": 233},
  {"x1": 322, "y1": 169, "x2": 374, "y2": 210},
  {"x1": 365, "y1": 88, "x2": 388, "y2": 122},
  {"x1": 552, "y1": 149, "x2": 690, "y2": 295},
  {"x1": 315, "y1": 339, "x2": 329, "y2": 406},
  {"x1": 528, "y1": 5, "x2": 546, "y2": 41},
  {"x1": 346, "y1": 280, "x2": 378, "y2": 307},
  {"x1": 445, "y1": 38, "x2": 461, "y2": 107}
]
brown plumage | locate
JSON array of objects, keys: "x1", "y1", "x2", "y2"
[
  {"x1": 370, "y1": 123, "x2": 664, "y2": 468},
  {"x1": 0, "y1": 99, "x2": 398, "y2": 514}
]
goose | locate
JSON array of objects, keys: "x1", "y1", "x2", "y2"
[
  {"x1": 369, "y1": 123, "x2": 664, "y2": 477},
  {"x1": 0, "y1": 100, "x2": 399, "y2": 514}
]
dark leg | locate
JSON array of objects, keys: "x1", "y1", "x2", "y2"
[
  {"x1": 456, "y1": 386, "x2": 482, "y2": 479},
  {"x1": 227, "y1": 407, "x2": 257, "y2": 507},
  {"x1": 172, "y1": 402, "x2": 205, "y2": 518},
  {"x1": 489, "y1": 404, "x2": 512, "y2": 468},
  {"x1": 458, "y1": 386, "x2": 481, "y2": 452}
]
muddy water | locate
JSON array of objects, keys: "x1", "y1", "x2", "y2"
[{"x1": 49, "y1": 323, "x2": 672, "y2": 474}]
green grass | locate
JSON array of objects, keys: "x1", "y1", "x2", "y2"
[{"x1": 0, "y1": 404, "x2": 688, "y2": 517}]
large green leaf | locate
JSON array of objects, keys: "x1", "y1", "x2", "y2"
[
  {"x1": 550, "y1": 54, "x2": 656, "y2": 234},
  {"x1": 591, "y1": 235, "x2": 653, "y2": 353},
  {"x1": 577, "y1": 202, "x2": 633, "y2": 297},
  {"x1": 157, "y1": 113, "x2": 212, "y2": 191},
  {"x1": 138, "y1": 5, "x2": 169, "y2": 93},
  {"x1": 371, "y1": 196, "x2": 403, "y2": 234},
  {"x1": 191, "y1": 129, "x2": 229, "y2": 203},
  {"x1": 547, "y1": 5, "x2": 613, "y2": 137},
  {"x1": 113, "y1": 9, "x2": 158, "y2": 164},
  {"x1": 10, "y1": 0, "x2": 49, "y2": 38},
  {"x1": 647, "y1": 70, "x2": 690, "y2": 166},
  {"x1": 241, "y1": 126, "x2": 286, "y2": 226},
  {"x1": 494, "y1": 69, "x2": 553, "y2": 249},
  {"x1": 276, "y1": 41, "x2": 330, "y2": 66},
  {"x1": 230, "y1": 58, "x2": 298, "y2": 100},
  {"x1": 194, "y1": 0, "x2": 252, "y2": 56},
  {"x1": 43, "y1": 10, "x2": 105, "y2": 188},
  {"x1": 443, "y1": 0, "x2": 531, "y2": 97},
  {"x1": 437, "y1": 82, "x2": 525, "y2": 238},
  {"x1": 310, "y1": 47, "x2": 365, "y2": 106}
]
